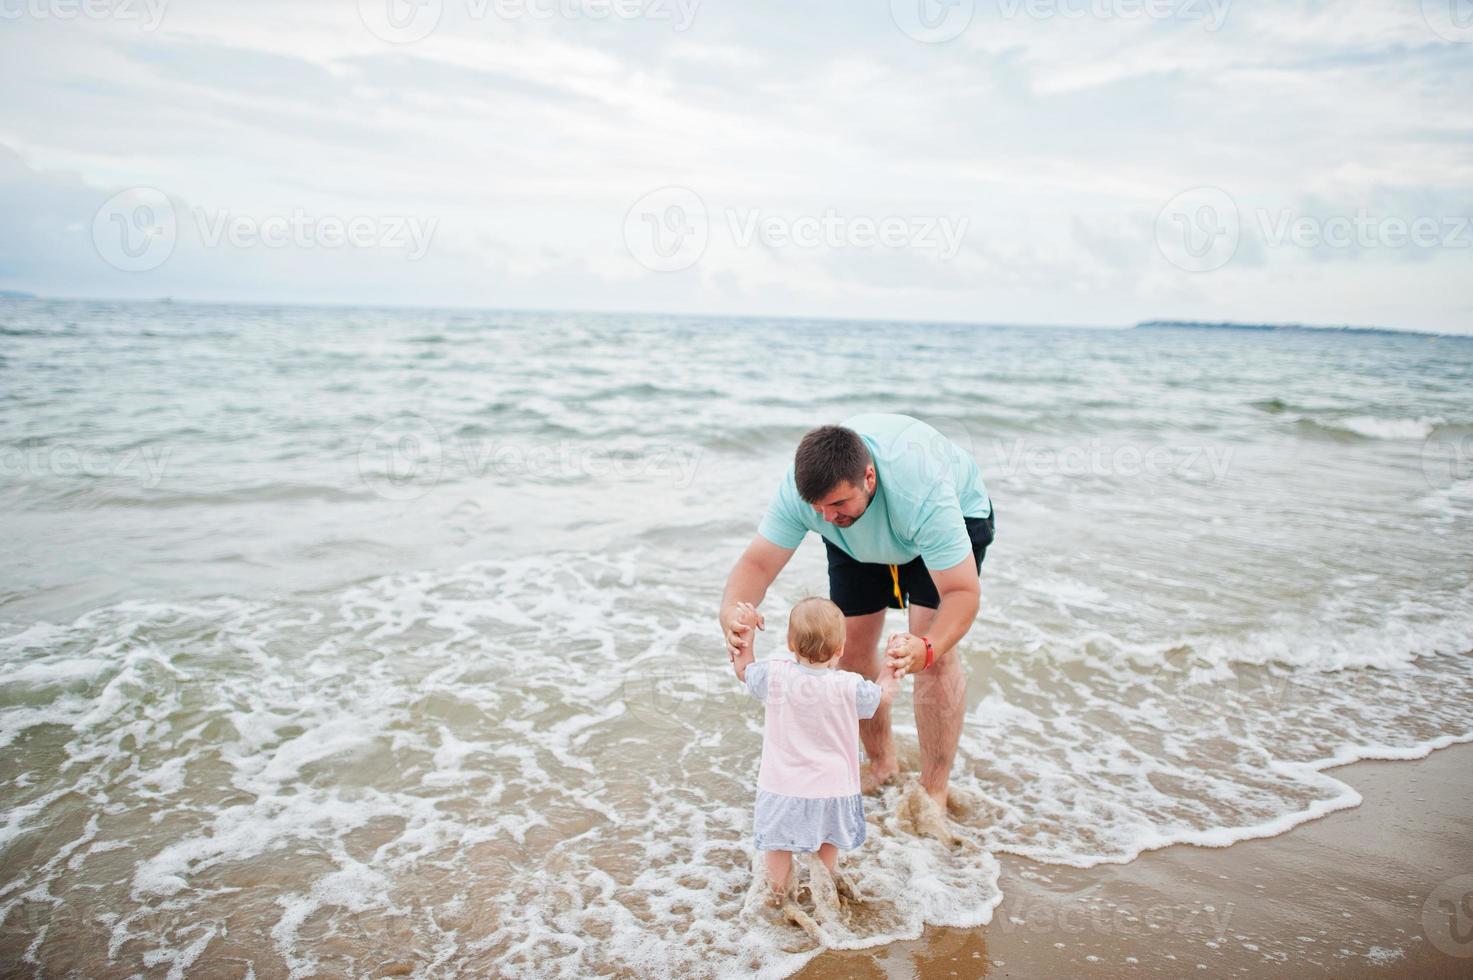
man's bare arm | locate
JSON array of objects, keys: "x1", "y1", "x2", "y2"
[
  {"x1": 886, "y1": 558, "x2": 980, "y2": 674},
  {"x1": 719, "y1": 534, "x2": 796, "y2": 660},
  {"x1": 923, "y1": 560, "x2": 982, "y2": 655}
]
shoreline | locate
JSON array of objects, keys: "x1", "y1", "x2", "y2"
[{"x1": 799, "y1": 740, "x2": 1473, "y2": 978}]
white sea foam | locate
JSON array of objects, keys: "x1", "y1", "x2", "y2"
[
  {"x1": 0, "y1": 656, "x2": 110, "y2": 689},
  {"x1": 2, "y1": 546, "x2": 1472, "y2": 976},
  {"x1": 1337, "y1": 415, "x2": 1443, "y2": 440},
  {"x1": 1365, "y1": 944, "x2": 1404, "y2": 964}
]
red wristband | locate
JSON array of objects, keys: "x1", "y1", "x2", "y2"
[{"x1": 922, "y1": 636, "x2": 935, "y2": 670}]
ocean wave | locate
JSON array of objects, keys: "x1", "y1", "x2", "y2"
[
  {"x1": 1293, "y1": 414, "x2": 1446, "y2": 441},
  {"x1": 50, "y1": 482, "x2": 376, "y2": 509},
  {"x1": 702, "y1": 423, "x2": 816, "y2": 455},
  {"x1": 1337, "y1": 415, "x2": 1445, "y2": 439},
  {"x1": 1004, "y1": 594, "x2": 1473, "y2": 675},
  {"x1": 1249, "y1": 397, "x2": 1296, "y2": 415},
  {"x1": 1251, "y1": 399, "x2": 1459, "y2": 441},
  {"x1": 564, "y1": 381, "x2": 724, "y2": 403}
]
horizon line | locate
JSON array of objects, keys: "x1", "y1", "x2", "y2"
[{"x1": 1, "y1": 290, "x2": 1465, "y2": 338}]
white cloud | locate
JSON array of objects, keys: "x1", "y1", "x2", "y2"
[{"x1": 0, "y1": 0, "x2": 1469, "y2": 332}]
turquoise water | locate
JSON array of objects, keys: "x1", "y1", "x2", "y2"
[{"x1": 2, "y1": 299, "x2": 1471, "y2": 976}]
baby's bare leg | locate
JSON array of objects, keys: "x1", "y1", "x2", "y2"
[
  {"x1": 816, "y1": 843, "x2": 837, "y2": 873},
  {"x1": 763, "y1": 850, "x2": 792, "y2": 900}
]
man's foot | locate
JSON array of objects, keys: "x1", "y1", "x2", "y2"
[
  {"x1": 899, "y1": 781, "x2": 957, "y2": 845},
  {"x1": 859, "y1": 761, "x2": 898, "y2": 795}
]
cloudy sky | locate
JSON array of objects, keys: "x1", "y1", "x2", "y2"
[{"x1": 2, "y1": 0, "x2": 1471, "y2": 332}]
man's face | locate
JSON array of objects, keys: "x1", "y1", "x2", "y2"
[{"x1": 810, "y1": 467, "x2": 876, "y2": 527}]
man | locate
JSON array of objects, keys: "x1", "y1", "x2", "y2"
[{"x1": 719, "y1": 413, "x2": 995, "y2": 815}]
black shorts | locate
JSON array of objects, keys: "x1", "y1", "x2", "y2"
[{"x1": 825, "y1": 509, "x2": 995, "y2": 617}]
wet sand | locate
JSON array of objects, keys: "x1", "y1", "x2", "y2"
[{"x1": 799, "y1": 741, "x2": 1473, "y2": 978}]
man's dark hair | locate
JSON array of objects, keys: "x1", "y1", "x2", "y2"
[{"x1": 794, "y1": 425, "x2": 871, "y2": 503}]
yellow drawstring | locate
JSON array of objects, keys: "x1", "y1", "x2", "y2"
[{"x1": 889, "y1": 564, "x2": 905, "y2": 608}]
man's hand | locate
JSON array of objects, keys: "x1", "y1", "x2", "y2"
[
  {"x1": 885, "y1": 632, "x2": 927, "y2": 676},
  {"x1": 718, "y1": 535, "x2": 792, "y2": 677},
  {"x1": 728, "y1": 601, "x2": 761, "y2": 682},
  {"x1": 724, "y1": 601, "x2": 765, "y2": 662}
]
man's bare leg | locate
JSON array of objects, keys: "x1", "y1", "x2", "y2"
[
  {"x1": 844, "y1": 609, "x2": 896, "y2": 792},
  {"x1": 908, "y1": 604, "x2": 965, "y2": 811}
]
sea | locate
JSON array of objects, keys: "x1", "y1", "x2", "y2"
[{"x1": 2, "y1": 298, "x2": 1471, "y2": 977}]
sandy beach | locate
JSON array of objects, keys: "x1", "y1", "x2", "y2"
[{"x1": 800, "y1": 740, "x2": 1473, "y2": 978}]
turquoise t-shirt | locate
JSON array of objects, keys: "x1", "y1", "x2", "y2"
[{"x1": 758, "y1": 413, "x2": 992, "y2": 569}]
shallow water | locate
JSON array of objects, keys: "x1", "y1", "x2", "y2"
[{"x1": 2, "y1": 300, "x2": 1471, "y2": 976}]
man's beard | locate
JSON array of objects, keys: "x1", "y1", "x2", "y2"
[{"x1": 832, "y1": 484, "x2": 875, "y2": 526}]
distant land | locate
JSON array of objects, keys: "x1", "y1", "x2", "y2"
[
  {"x1": 0, "y1": 296, "x2": 1461, "y2": 338},
  {"x1": 1133, "y1": 319, "x2": 1461, "y2": 339}
]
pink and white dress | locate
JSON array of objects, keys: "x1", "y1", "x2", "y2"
[{"x1": 744, "y1": 656, "x2": 884, "y2": 852}]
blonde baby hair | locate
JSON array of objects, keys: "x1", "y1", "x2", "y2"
[{"x1": 786, "y1": 596, "x2": 844, "y2": 664}]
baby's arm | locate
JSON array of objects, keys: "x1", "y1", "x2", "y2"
[
  {"x1": 855, "y1": 666, "x2": 902, "y2": 720},
  {"x1": 877, "y1": 664, "x2": 900, "y2": 708},
  {"x1": 733, "y1": 644, "x2": 755, "y2": 683}
]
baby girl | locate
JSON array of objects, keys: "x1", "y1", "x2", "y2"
[{"x1": 731, "y1": 596, "x2": 899, "y2": 903}]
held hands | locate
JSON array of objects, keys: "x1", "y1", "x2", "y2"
[
  {"x1": 727, "y1": 601, "x2": 762, "y2": 682},
  {"x1": 725, "y1": 601, "x2": 764, "y2": 658},
  {"x1": 884, "y1": 632, "x2": 928, "y2": 677}
]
